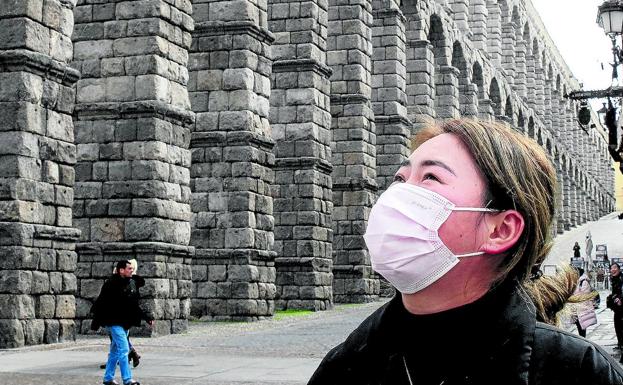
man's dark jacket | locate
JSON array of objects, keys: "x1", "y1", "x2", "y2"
[
  {"x1": 91, "y1": 274, "x2": 150, "y2": 330},
  {"x1": 308, "y1": 284, "x2": 623, "y2": 385}
]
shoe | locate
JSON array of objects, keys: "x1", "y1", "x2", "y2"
[
  {"x1": 103, "y1": 381, "x2": 119, "y2": 385},
  {"x1": 123, "y1": 380, "x2": 140, "y2": 385},
  {"x1": 128, "y1": 348, "x2": 141, "y2": 368},
  {"x1": 100, "y1": 363, "x2": 107, "y2": 369}
]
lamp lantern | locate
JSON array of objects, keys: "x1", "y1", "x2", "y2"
[{"x1": 598, "y1": 0, "x2": 623, "y2": 35}]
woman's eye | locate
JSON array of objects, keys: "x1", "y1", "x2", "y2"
[
  {"x1": 422, "y1": 173, "x2": 439, "y2": 182},
  {"x1": 392, "y1": 174, "x2": 406, "y2": 184}
]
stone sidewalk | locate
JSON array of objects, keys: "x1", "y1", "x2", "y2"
[{"x1": 0, "y1": 301, "x2": 383, "y2": 385}]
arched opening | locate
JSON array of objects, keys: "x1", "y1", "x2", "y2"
[
  {"x1": 472, "y1": 61, "x2": 484, "y2": 99},
  {"x1": 517, "y1": 110, "x2": 525, "y2": 133},
  {"x1": 429, "y1": 14, "x2": 447, "y2": 67},
  {"x1": 452, "y1": 41, "x2": 471, "y2": 116},
  {"x1": 489, "y1": 77, "x2": 502, "y2": 115},
  {"x1": 505, "y1": 96, "x2": 513, "y2": 122},
  {"x1": 528, "y1": 116, "x2": 535, "y2": 137}
]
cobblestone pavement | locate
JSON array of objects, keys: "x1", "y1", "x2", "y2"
[{"x1": 1, "y1": 215, "x2": 623, "y2": 385}]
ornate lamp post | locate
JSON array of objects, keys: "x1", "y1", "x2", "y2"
[
  {"x1": 566, "y1": 1, "x2": 623, "y2": 166},
  {"x1": 598, "y1": 1, "x2": 623, "y2": 163}
]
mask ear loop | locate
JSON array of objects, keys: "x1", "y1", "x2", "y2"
[{"x1": 452, "y1": 207, "x2": 500, "y2": 212}]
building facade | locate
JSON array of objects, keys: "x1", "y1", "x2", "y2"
[{"x1": 0, "y1": 0, "x2": 617, "y2": 348}]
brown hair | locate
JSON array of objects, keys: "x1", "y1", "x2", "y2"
[{"x1": 411, "y1": 119, "x2": 574, "y2": 324}]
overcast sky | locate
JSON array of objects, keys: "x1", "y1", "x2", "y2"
[{"x1": 531, "y1": 0, "x2": 615, "y2": 93}]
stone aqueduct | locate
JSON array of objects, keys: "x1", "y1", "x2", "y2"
[{"x1": 0, "y1": 0, "x2": 617, "y2": 347}]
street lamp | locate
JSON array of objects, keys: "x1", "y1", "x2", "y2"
[
  {"x1": 598, "y1": 1, "x2": 623, "y2": 78},
  {"x1": 598, "y1": 1, "x2": 623, "y2": 35},
  {"x1": 564, "y1": 1, "x2": 623, "y2": 169}
]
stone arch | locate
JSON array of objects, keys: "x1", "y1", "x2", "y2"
[
  {"x1": 504, "y1": 96, "x2": 514, "y2": 123},
  {"x1": 472, "y1": 61, "x2": 484, "y2": 99},
  {"x1": 489, "y1": 77, "x2": 502, "y2": 115},
  {"x1": 525, "y1": 35, "x2": 538, "y2": 109},
  {"x1": 430, "y1": 15, "x2": 458, "y2": 118},
  {"x1": 452, "y1": 41, "x2": 473, "y2": 116},
  {"x1": 517, "y1": 110, "x2": 525, "y2": 133},
  {"x1": 429, "y1": 14, "x2": 449, "y2": 67},
  {"x1": 546, "y1": 138, "x2": 553, "y2": 155}
]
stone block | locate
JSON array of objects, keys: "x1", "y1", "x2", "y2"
[
  {"x1": 31, "y1": 271, "x2": 50, "y2": 294},
  {"x1": 55, "y1": 295, "x2": 75, "y2": 318},
  {"x1": 62, "y1": 273, "x2": 77, "y2": 294},
  {"x1": 22, "y1": 319, "x2": 45, "y2": 345},
  {"x1": 57, "y1": 250, "x2": 77, "y2": 272},
  {"x1": 91, "y1": 218, "x2": 124, "y2": 242},
  {"x1": 224, "y1": 228, "x2": 254, "y2": 248},
  {"x1": 50, "y1": 272, "x2": 62, "y2": 293},
  {"x1": 142, "y1": 278, "x2": 170, "y2": 298},
  {"x1": 0, "y1": 17, "x2": 49, "y2": 54},
  {"x1": 75, "y1": 297, "x2": 92, "y2": 318},
  {"x1": 0, "y1": 319, "x2": 25, "y2": 348},
  {"x1": 0, "y1": 270, "x2": 32, "y2": 294},
  {"x1": 135, "y1": 74, "x2": 170, "y2": 102},
  {"x1": 140, "y1": 298, "x2": 164, "y2": 319},
  {"x1": 0, "y1": 294, "x2": 35, "y2": 318},
  {"x1": 106, "y1": 76, "x2": 136, "y2": 102},
  {"x1": 171, "y1": 319, "x2": 187, "y2": 334},
  {"x1": 59, "y1": 319, "x2": 75, "y2": 342},
  {"x1": 36, "y1": 295, "x2": 55, "y2": 318},
  {"x1": 74, "y1": 40, "x2": 113, "y2": 60},
  {"x1": 223, "y1": 68, "x2": 254, "y2": 91},
  {"x1": 81, "y1": 279, "x2": 104, "y2": 300},
  {"x1": 44, "y1": 319, "x2": 59, "y2": 344}
]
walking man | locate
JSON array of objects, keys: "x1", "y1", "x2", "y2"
[{"x1": 92, "y1": 260, "x2": 153, "y2": 385}]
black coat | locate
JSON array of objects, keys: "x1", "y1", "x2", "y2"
[
  {"x1": 91, "y1": 274, "x2": 151, "y2": 330},
  {"x1": 608, "y1": 275, "x2": 623, "y2": 313},
  {"x1": 308, "y1": 283, "x2": 623, "y2": 385}
]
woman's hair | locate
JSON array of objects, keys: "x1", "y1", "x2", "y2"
[{"x1": 411, "y1": 118, "x2": 575, "y2": 324}]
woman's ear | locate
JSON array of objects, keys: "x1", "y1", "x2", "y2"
[{"x1": 480, "y1": 210, "x2": 525, "y2": 255}]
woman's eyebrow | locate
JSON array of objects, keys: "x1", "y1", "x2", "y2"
[
  {"x1": 418, "y1": 159, "x2": 456, "y2": 176},
  {"x1": 399, "y1": 159, "x2": 411, "y2": 167}
]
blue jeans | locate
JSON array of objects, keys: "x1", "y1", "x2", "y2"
[{"x1": 103, "y1": 326, "x2": 132, "y2": 383}]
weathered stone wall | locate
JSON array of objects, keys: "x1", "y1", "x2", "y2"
[
  {"x1": 71, "y1": 0, "x2": 195, "y2": 336},
  {"x1": 0, "y1": 0, "x2": 619, "y2": 347},
  {"x1": 0, "y1": 0, "x2": 80, "y2": 348},
  {"x1": 188, "y1": 0, "x2": 277, "y2": 321},
  {"x1": 269, "y1": 0, "x2": 334, "y2": 311}
]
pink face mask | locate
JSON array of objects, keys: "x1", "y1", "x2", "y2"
[{"x1": 364, "y1": 183, "x2": 498, "y2": 294}]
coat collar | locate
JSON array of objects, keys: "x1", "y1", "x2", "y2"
[{"x1": 369, "y1": 282, "x2": 536, "y2": 384}]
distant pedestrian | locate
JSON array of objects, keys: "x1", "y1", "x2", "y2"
[
  {"x1": 92, "y1": 260, "x2": 153, "y2": 385},
  {"x1": 573, "y1": 241, "x2": 581, "y2": 259},
  {"x1": 607, "y1": 262, "x2": 623, "y2": 358},
  {"x1": 308, "y1": 119, "x2": 623, "y2": 385},
  {"x1": 570, "y1": 268, "x2": 597, "y2": 337},
  {"x1": 585, "y1": 232, "x2": 593, "y2": 262}
]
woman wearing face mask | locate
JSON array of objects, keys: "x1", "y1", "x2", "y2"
[{"x1": 308, "y1": 119, "x2": 623, "y2": 385}]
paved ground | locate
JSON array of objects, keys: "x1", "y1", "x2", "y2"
[
  {"x1": 545, "y1": 212, "x2": 623, "y2": 267},
  {"x1": 1, "y1": 213, "x2": 623, "y2": 385}
]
